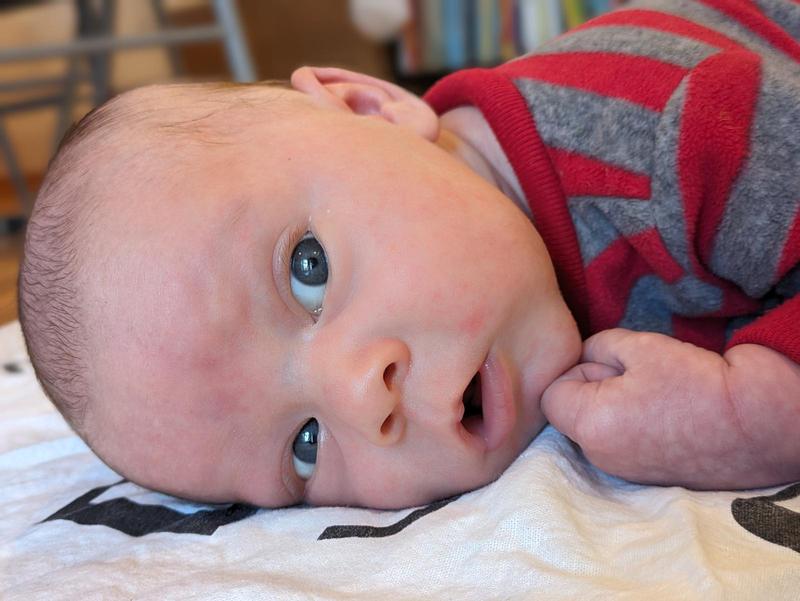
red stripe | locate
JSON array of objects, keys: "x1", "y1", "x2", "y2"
[
  {"x1": 776, "y1": 206, "x2": 800, "y2": 280},
  {"x1": 727, "y1": 294, "x2": 800, "y2": 364},
  {"x1": 425, "y1": 68, "x2": 591, "y2": 333},
  {"x1": 547, "y1": 147, "x2": 651, "y2": 199},
  {"x1": 627, "y1": 228, "x2": 684, "y2": 284},
  {"x1": 577, "y1": 8, "x2": 745, "y2": 52},
  {"x1": 500, "y1": 53, "x2": 687, "y2": 112},
  {"x1": 697, "y1": 0, "x2": 800, "y2": 63},
  {"x1": 677, "y1": 50, "x2": 760, "y2": 271},
  {"x1": 721, "y1": 286, "x2": 762, "y2": 316},
  {"x1": 583, "y1": 238, "x2": 651, "y2": 332}
]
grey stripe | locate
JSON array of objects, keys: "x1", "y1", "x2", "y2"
[
  {"x1": 532, "y1": 25, "x2": 719, "y2": 68},
  {"x1": 568, "y1": 200, "x2": 622, "y2": 265},
  {"x1": 620, "y1": 272, "x2": 723, "y2": 332},
  {"x1": 709, "y1": 61, "x2": 800, "y2": 297},
  {"x1": 514, "y1": 78, "x2": 659, "y2": 174},
  {"x1": 753, "y1": 0, "x2": 800, "y2": 44},
  {"x1": 650, "y1": 79, "x2": 692, "y2": 273},
  {"x1": 620, "y1": 275, "x2": 675, "y2": 334},
  {"x1": 671, "y1": 273, "x2": 724, "y2": 313},
  {"x1": 571, "y1": 195, "x2": 655, "y2": 238},
  {"x1": 627, "y1": 0, "x2": 800, "y2": 73}
]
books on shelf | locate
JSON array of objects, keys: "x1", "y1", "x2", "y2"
[
  {"x1": 474, "y1": 0, "x2": 500, "y2": 65},
  {"x1": 397, "y1": 0, "x2": 620, "y2": 76},
  {"x1": 516, "y1": 0, "x2": 562, "y2": 54}
]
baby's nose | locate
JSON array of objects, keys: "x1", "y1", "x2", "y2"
[{"x1": 318, "y1": 337, "x2": 409, "y2": 446}]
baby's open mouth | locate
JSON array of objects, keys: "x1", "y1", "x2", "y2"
[
  {"x1": 458, "y1": 356, "x2": 515, "y2": 451},
  {"x1": 461, "y1": 372, "x2": 483, "y2": 428}
]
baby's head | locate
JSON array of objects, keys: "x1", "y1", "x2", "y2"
[{"x1": 19, "y1": 68, "x2": 580, "y2": 509}]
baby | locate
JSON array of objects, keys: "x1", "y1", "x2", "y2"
[{"x1": 19, "y1": 0, "x2": 800, "y2": 509}]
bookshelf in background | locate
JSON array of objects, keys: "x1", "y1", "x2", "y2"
[{"x1": 392, "y1": 0, "x2": 624, "y2": 91}]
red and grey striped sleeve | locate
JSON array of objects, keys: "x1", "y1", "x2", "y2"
[
  {"x1": 674, "y1": 0, "x2": 800, "y2": 363},
  {"x1": 424, "y1": 0, "x2": 800, "y2": 363}
]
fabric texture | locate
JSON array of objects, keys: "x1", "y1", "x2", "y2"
[{"x1": 424, "y1": 0, "x2": 800, "y2": 364}]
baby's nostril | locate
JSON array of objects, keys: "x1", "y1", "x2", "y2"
[
  {"x1": 383, "y1": 363, "x2": 397, "y2": 389},
  {"x1": 380, "y1": 413, "x2": 395, "y2": 436}
]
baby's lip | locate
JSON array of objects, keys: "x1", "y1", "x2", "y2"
[{"x1": 458, "y1": 352, "x2": 516, "y2": 452}]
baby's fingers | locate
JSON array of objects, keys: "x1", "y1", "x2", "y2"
[
  {"x1": 582, "y1": 328, "x2": 677, "y2": 370},
  {"x1": 541, "y1": 362, "x2": 621, "y2": 441}
]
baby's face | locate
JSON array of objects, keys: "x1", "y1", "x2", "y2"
[{"x1": 83, "y1": 86, "x2": 579, "y2": 508}]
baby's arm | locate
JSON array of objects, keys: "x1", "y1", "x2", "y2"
[{"x1": 541, "y1": 329, "x2": 800, "y2": 490}]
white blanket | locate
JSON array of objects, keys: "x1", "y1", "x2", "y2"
[{"x1": 1, "y1": 320, "x2": 798, "y2": 600}]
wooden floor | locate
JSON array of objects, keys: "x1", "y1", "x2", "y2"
[
  {"x1": 0, "y1": 173, "x2": 33, "y2": 325},
  {"x1": 0, "y1": 229, "x2": 23, "y2": 326}
]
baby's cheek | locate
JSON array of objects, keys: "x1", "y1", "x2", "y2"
[{"x1": 458, "y1": 306, "x2": 487, "y2": 340}]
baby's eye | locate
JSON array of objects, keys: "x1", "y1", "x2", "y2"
[
  {"x1": 292, "y1": 418, "x2": 318, "y2": 480},
  {"x1": 290, "y1": 234, "x2": 328, "y2": 317}
]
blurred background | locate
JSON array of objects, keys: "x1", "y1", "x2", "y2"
[{"x1": 0, "y1": 0, "x2": 620, "y2": 325}]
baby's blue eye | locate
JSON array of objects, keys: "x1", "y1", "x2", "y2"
[
  {"x1": 292, "y1": 418, "x2": 318, "y2": 480},
  {"x1": 290, "y1": 235, "x2": 328, "y2": 316}
]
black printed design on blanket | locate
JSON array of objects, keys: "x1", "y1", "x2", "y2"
[
  {"x1": 41, "y1": 479, "x2": 258, "y2": 537},
  {"x1": 2, "y1": 361, "x2": 23, "y2": 374},
  {"x1": 317, "y1": 494, "x2": 460, "y2": 540},
  {"x1": 732, "y1": 482, "x2": 800, "y2": 553},
  {"x1": 41, "y1": 479, "x2": 458, "y2": 539}
]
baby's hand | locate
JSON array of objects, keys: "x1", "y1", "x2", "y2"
[{"x1": 541, "y1": 328, "x2": 750, "y2": 488}]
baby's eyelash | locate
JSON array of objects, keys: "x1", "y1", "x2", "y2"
[
  {"x1": 280, "y1": 435, "x2": 305, "y2": 501},
  {"x1": 274, "y1": 222, "x2": 321, "y2": 324},
  {"x1": 278, "y1": 223, "x2": 312, "y2": 281},
  {"x1": 282, "y1": 417, "x2": 321, "y2": 500}
]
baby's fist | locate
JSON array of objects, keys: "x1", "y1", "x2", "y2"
[{"x1": 541, "y1": 329, "x2": 737, "y2": 487}]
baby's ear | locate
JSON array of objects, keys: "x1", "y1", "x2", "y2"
[{"x1": 290, "y1": 66, "x2": 439, "y2": 141}]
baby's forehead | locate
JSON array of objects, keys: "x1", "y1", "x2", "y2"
[
  {"x1": 125, "y1": 82, "x2": 299, "y2": 131},
  {"x1": 84, "y1": 83, "x2": 298, "y2": 196}
]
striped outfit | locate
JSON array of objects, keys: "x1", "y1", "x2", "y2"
[{"x1": 425, "y1": 0, "x2": 800, "y2": 364}]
